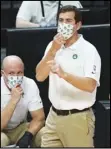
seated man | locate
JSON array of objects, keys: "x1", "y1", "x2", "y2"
[
  {"x1": 1, "y1": 55, "x2": 45, "y2": 147},
  {"x1": 16, "y1": 1, "x2": 83, "y2": 28}
]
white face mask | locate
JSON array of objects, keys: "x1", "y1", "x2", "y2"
[
  {"x1": 6, "y1": 76, "x2": 23, "y2": 89},
  {"x1": 57, "y1": 22, "x2": 74, "y2": 40}
]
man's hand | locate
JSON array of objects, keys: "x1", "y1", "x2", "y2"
[
  {"x1": 47, "y1": 60, "x2": 65, "y2": 78},
  {"x1": 11, "y1": 86, "x2": 23, "y2": 104},
  {"x1": 50, "y1": 33, "x2": 66, "y2": 54},
  {"x1": 16, "y1": 131, "x2": 33, "y2": 148}
]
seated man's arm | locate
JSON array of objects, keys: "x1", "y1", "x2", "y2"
[
  {"x1": 1, "y1": 87, "x2": 23, "y2": 131},
  {"x1": 28, "y1": 108, "x2": 45, "y2": 135},
  {"x1": 1, "y1": 100, "x2": 17, "y2": 131},
  {"x1": 16, "y1": 80, "x2": 45, "y2": 148},
  {"x1": 16, "y1": 108, "x2": 45, "y2": 148},
  {"x1": 27, "y1": 79, "x2": 45, "y2": 135},
  {"x1": 16, "y1": 1, "x2": 39, "y2": 28},
  {"x1": 16, "y1": 18, "x2": 40, "y2": 28}
]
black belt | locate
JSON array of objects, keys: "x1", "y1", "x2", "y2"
[{"x1": 52, "y1": 106, "x2": 89, "y2": 116}]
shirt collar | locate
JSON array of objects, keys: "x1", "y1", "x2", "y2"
[{"x1": 62, "y1": 34, "x2": 84, "y2": 51}]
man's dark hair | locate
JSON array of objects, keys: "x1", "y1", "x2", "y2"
[{"x1": 57, "y1": 5, "x2": 82, "y2": 23}]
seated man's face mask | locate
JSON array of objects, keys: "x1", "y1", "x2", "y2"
[
  {"x1": 3, "y1": 71, "x2": 23, "y2": 89},
  {"x1": 7, "y1": 76, "x2": 23, "y2": 89},
  {"x1": 57, "y1": 22, "x2": 75, "y2": 40}
]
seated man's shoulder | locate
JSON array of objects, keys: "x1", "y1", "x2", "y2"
[{"x1": 23, "y1": 76, "x2": 37, "y2": 87}]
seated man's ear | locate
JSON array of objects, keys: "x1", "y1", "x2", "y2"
[{"x1": 1, "y1": 70, "x2": 4, "y2": 76}]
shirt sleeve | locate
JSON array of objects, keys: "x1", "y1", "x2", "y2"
[
  {"x1": 84, "y1": 48, "x2": 101, "y2": 87},
  {"x1": 1, "y1": 95, "x2": 6, "y2": 111},
  {"x1": 16, "y1": 1, "x2": 34, "y2": 21},
  {"x1": 28, "y1": 80, "x2": 43, "y2": 111}
]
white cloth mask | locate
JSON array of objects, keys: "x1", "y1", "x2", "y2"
[
  {"x1": 7, "y1": 76, "x2": 23, "y2": 89},
  {"x1": 57, "y1": 22, "x2": 74, "y2": 40}
]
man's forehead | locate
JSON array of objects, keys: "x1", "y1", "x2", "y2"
[
  {"x1": 59, "y1": 11, "x2": 75, "y2": 18},
  {"x1": 5, "y1": 62, "x2": 22, "y2": 67},
  {"x1": 3, "y1": 62, "x2": 24, "y2": 72},
  {"x1": 4, "y1": 67, "x2": 24, "y2": 74}
]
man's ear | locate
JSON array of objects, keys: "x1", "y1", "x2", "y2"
[
  {"x1": 77, "y1": 21, "x2": 82, "y2": 31},
  {"x1": 1, "y1": 70, "x2": 4, "y2": 76}
]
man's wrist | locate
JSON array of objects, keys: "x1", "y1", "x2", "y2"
[
  {"x1": 49, "y1": 47, "x2": 57, "y2": 56},
  {"x1": 62, "y1": 72, "x2": 68, "y2": 80},
  {"x1": 10, "y1": 99, "x2": 18, "y2": 106}
]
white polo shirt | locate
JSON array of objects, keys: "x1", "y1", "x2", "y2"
[
  {"x1": 1, "y1": 76, "x2": 43, "y2": 129},
  {"x1": 16, "y1": 1, "x2": 83, "y2": 27},
  {"x1": 43, "y1": 34, "x2": 101, "y2": 110}
]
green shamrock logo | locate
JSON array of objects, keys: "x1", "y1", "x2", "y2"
[{"x1": 72, "y1": 54, "x2": 78, "y2": 59}]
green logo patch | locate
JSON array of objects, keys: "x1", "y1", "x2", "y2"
[{"x1": 72, "y1": 54, "x2": 78, "y2": 59}]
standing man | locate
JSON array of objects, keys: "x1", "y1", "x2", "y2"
[
  {"x1": 16, "y1": 1, "x2": 83, "y2": 28},
  {"x1": 36, "y1": 5, "x2": 101, "y2": 147},
  {"x1": 1, "y1": 55, "x2": 45, "y2": 147}
]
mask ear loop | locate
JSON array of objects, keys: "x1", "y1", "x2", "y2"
[
  {"x1": 1, "y1": 70, "x2": 6, "y2": 76},
  {"x1": 2, "y1": 70, "x2": 13, "y2": 90}
]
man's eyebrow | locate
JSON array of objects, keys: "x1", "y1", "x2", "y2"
[
  {"x1": 66, "y1": 18, "x2": 73, "y2": 21},
  {"x1": 59, "y1": 18, "x2": 73, "y2": 20},
  {"x1": 59, "y1": 18, "x2": 63, "y2": 20}
]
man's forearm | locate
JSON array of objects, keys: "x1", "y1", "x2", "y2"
[
  {"x1": 28, "y1": 119, "x2": 45, "y2": 135},
  {"x1": 62, "y1": 72, "x2": 96, "y2": 93},
  {"x1": 36, "y1": 48, "x2": 56, "y2": 82},
  {"x1": 1, "y1": 100, "x2": 17, "y2": 131},
  {"x1": 16, "y1": 19, "x2": 40, "y2": 28}
]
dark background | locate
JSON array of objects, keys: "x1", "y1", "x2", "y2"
[{"x1": 1, "y1": 1, "x2": 110, "y2": 147}]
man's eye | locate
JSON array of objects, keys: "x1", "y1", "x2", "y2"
[
  {"x1": 9, "y1": 72, "x2": 14, "y2": 75},
  {"x1": 18, "y1": 72, "x2": 23, "y2": 74},
  {"x1": 59, "y1": 19, "x2": 63, "y2": 22},
  {"x1": 67, "y1": 20, "x2": 72, "y2": 23}
]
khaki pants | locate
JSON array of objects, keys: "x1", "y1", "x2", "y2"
[
  {"x1": 1, "y1": 122, "x2": 44, "y2": 147},
  {"x1": 41, "y1": 107, "x2": 95, "y2": 147}
]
